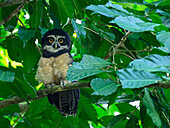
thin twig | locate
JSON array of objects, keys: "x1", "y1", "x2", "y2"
[
  {"x1": 35, "y1": 44, "x2": 42, "y2": 56},
  {"x1": 0, "y1": 33, "x2": 17, "y2": 39},
  {"x1": 121, "y1": 44, "x2": 136, "y2": 59},
  {"x1": 117, "y1": 49, "x2": 152, "y2": 52},
  {"x1": 83, "y1": 26, "x2": 116, "y2": 46},
  {"x1": 115, "y1": 31, "x2": 133, "y2": 51},
  {"x1": 10, "y1": 114, "x2": 22, "y2": 128},
  {"x1": 0, "y1": 1, "x2": 28, "y2": 26},
  {"x1": 116, "y1": 52, "x2": 135, "y2": 60},
  {"x1": 15, "y1": 15, "x2": 26, "y2": 28}
]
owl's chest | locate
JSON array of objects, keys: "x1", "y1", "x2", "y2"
[{"x1": 36, "y1": 53, "x2": 73, "y2": 84}]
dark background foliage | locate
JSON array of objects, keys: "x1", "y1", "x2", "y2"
[{"x1": 0, "y1": 0, "x2": 169, "y2": 127}]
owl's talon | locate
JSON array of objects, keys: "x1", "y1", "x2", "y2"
[
  {"x1": 46, "y1": 83, "x2": 55, "y2": 89},
  {"x1": 60, "y1": 80, "x2": 67, "y2": 89}
]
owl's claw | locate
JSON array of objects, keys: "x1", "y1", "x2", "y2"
[
  {"x1": 46, "y1": 83, "x2": 55, "y2": 89},
  {"x1": 60, "y1": 80, "x2": 67, "y2": 89}
]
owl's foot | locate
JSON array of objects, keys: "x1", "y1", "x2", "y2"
[
  {"x1": 46, "y1": 83, "x2": 55, "y2": 89},
  {"x1": 60, "y1": 80, "x2": 70, "y2": 89}
]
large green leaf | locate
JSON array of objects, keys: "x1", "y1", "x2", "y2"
[
  {"x1": 116, "y1": 69, "x2": 162, "y2": 88},
  {"x1": 140, "y1": 105, "x2": 155, "y2": 128},
  {"x1": 86, "y1": 4, "x2": 128, "y2": 18},
  {"x1": 67, "y1": 67, "x2": 105, "y2": 82},
  {"x1": 110, "y1": 16, "x2": 160, "y2": 32},
  {"x1": 143, "y1": 89, "x2": 161, "y2": 127},
  {"x1": 67, "y1": 55, "x2": 111, "y2": 81},
  {"x1": 129, "y1": 54, "x2": 170, "y2": 72},
  {"x1": 90, "y1": 78, "x2": 118, "y2": 96},
  {"x1": 105, "y1": 1, "x2": 132, "y2": 15},
  {"x1": 18, "y1": 26, "x2": 36, "y2": 47},
  {"x1": 0, "y1": 70, "x2": 15, "y2": 82},
  {"x1": 53, "y1": 0, "x2": 74, "y2": 19},
  {"x1": 30, "y1": 0, "x2": 44, "y2": 29},
  {"x1": 22, "y1": 39, "x2": 40, "y2": 73},
  {"x1": 0, "y1": 117, "x2": 10, "y2": 128},
  {"x1": 1, "y1": 36, "x2": 23, "y2": 61},
  {"x1": 156, "y1": 31, "x2": 170, "y2": 53},
  {"x1": 73, "y1": 54, "x2": 111, "y2": 69}
]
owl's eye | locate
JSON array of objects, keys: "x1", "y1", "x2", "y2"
[
  {"x1": 48, "y1": 38, "x2": 54, "y2": 43},
  {"x1": 58, "y1": 38, "x2": 64, "y2": 43}
]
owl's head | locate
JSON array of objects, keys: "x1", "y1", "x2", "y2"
[{"x1": 41, "y1": 29, "x2": 71, "y2": 57}]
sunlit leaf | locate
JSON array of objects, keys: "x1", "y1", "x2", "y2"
[
  {"x1": 129, "y1": 54, "x2": 170, "y2": 72},
  {"x1": 67, "y1": 67, "x2": 105, "y2": 82},
  {"x1": 116, "y1": 68, "x2": 162, "y2": 88},
  {"x1": 73, "y1": 54, "x2": 111, "y2": 69},
  {"x1": 91, "y1": 78, "x2": 118, "y2": 96},
  {"x1": 86, "y1": 4, "x2": 127, "y2": 18},
  {"x1": 67, "y1": 55, "x2": 111, "y2": 81},
  {"x1": 110, "y1": 16, "x2": 160, "y2": 32},
  {"x1": 156, "y1": 31, "x2": 170, "y2": 53}
]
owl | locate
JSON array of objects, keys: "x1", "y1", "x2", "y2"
[{"x1": 36, "y1": 29, "x2": 79, "y2": 116}]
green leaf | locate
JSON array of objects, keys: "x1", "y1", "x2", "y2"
[
  {"x1": 90, "y1": 78, "x2": 118, "y2": 96},
  {"x1": 26, "y1": 98, "x2": 50, "y2": 115},
  {"x1": 125, "y1": 115, "x2": 140, "y2": 128},
  {"x1": 107, "y1": 114, "x2": 128, "y2": 128},
  {"x1": 143, "y1": 88, "x2": 161, "y2": 127},
  {"x1": 22, "y1": 39, "x2": 40, "y2": 73},
  {"x1": 30, "y1": 0, "x2": 44, "y2": 29},
  {"x1": 140, "y1": 105, "x2": 155, "y2": 128},
  {"x1": 67, "y1": 55, "x2": 111, "y2": 81},
  {"x1": 105, "y1": 1, "x2": 132, "y2": 15},
  {"x1": 53, "y1": 0, "x2": 74, "y2": 19},
  {"x1": 116, "y1": 69, "x2": 162, "y2": 88},
  {"x1": 129, "y1": 54, "x2": 170, "y2": 72},
  {"x1": 110, "y1": 0, "x2": 143, "y2": 4},
  {"x1": 110, "y1": 16, "x2": 160, "y2": 32},
  {"x1": 99, "y1": 115, "x2": 115, "y2": 127},
  {"x1": 18, "y1": 26, "x2": 36, "y2": 47},
  {"x1": 86, "y1": 4, "x2": 127, "y2": 18},
  {"x1": 71, "y1": 19, "x2": 86, "y2": 37},
  {"x1": 1, "y1": 36, "x2": 23, "y2": 61},
  {"x1": 156, "y1": 31, "x2": 170, "y2": 53},
  {"x1": 0, "y1": 46, "x2": 10, "y2": 67},
  {"x1": 0, "y1": 70, "x2": 15, "y2": 82},
  {"x1": 73, "y1": 54, "x2": 111, "y2": 69},
  {"x1": 0, "y1": 117, "x2": 10, "y2": 128},
  {"x1": 67, "y1": 67, "x2": 105, "y2": 82}
]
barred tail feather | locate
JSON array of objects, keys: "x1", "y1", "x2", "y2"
[{"x1": 47, "y1": 89, "x2": 80, "y2": 116}]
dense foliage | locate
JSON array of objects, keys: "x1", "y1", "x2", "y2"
[{"x1": 0, "y1": 0, "x2": 170, "y2": 127}]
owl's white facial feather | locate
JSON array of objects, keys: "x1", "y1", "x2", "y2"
[{"x1": 44, "y1": 45, "x2": 68, "y2": 53}]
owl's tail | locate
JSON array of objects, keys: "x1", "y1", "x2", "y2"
[{"x1": 47, "y1": 89, "x2": 80, "y2": 116}]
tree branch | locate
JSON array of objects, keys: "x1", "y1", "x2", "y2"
[
  {"x1": 0, "y1": 81, "x2": 169, "y2": 110},
  {"x1": 0, "y1": 1, "x2": 28, "y2": 26},
  {"x1": 0, "y1": 0, "x2": 32, "y2": 7},
  {"x1": 0, "y1": 82, "x2": 90, "y2": 109}
]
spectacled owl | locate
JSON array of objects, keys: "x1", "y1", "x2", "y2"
[{"x1": 36, "y1": 29, "x2": 79, "y2": 116}]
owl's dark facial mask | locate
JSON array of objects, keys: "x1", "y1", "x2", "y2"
[{"x1": 43, "y1": 35, "x2": 69, "y2": 53}]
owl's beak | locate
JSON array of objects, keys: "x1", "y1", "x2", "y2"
[{"x1": 53, "y1": 42, "x2": 60, "y2": 49}]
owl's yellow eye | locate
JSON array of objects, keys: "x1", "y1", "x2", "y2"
[
  {"x1": 58, "y1": 39, "x2": 63, "y2": 43},
  {"x1": 48, "y1": 38, "x2": 54, "y2": 43}
]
